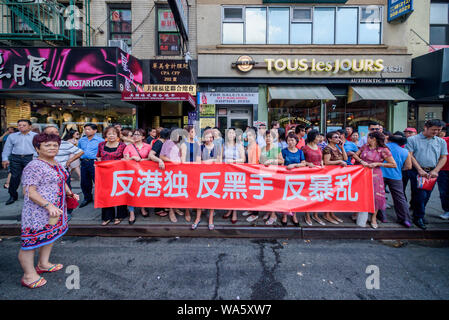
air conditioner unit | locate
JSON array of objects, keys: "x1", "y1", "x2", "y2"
[{"x1": 108, "y1": 40, "x2": 130, "y2": 53}]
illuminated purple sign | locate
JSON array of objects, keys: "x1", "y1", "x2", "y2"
[{"x1": 0, "y1": 47, "x2": 143, "y2": 92}]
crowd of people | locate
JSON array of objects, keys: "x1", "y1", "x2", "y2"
[
  {"x1": 2, "y1": 118, "x2": 448, "y2": 231},
  {"x1": 1, "y1": 118, "x2": 448, "y2": 289}
]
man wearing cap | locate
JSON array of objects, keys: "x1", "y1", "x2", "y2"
[
  {"x1": 406, "y1": 120, "x2": 448, "y2": 229},
  {"x1": 404, "y1": 127, "x2": 417, "y2": 138}
]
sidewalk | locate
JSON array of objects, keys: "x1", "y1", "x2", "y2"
[{"x1": 0, "y1": 173, "x2": 448, "y2": 239}]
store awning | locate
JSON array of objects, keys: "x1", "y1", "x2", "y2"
[
  {"x1": 348, "y1": 86, "x2": 414, "y2": 103},
  {"x1": 268, "y1": 86, "x2": 336, "y2": 102}
]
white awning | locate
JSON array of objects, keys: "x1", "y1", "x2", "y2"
[
  {"x1": 348, "y1": 86, "x2": 415, "y2": 103},
  {"x1": 268, "y1": 86, "x2": 336, "y2": 102}
]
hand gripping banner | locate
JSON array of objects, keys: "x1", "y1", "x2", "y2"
[{"x1": 94, "y1": 161, "x2": 375, "y2": 213}]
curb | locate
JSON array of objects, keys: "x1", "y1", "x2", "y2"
[{"x1": 1, "y1": 224, "x2": 448, "y2": 240}]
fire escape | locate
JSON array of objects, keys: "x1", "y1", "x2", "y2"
[{"x1": 0, "y1": 0, "x2": 91, "y2": 47}]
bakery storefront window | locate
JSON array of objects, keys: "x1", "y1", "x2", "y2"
[
  {"x1": 2, "y1": 99, "x2": 135, "y2": 138},
  {"x1": 268, "y1": 100, "x2": 321, "y2": 128}
]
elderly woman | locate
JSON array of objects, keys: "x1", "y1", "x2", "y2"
[
  {"x1": 97, "y1": 126, "x2": 127, "y2": 225},
  {"x1": 123, "y1": 129, "x2": 152, "y2": 220},
  {"x1": 19, "y1": 133, "x2": 79, "y2": 289}
]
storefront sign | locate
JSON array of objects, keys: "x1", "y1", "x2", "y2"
[
  {"x1": 202, "y1": 54, "x2": 412, "y2": 79},
  {"x1": 200, "y1": 92, "x2": 258, "y2": 105},
  {"x1": 150, "y1": 59, "x2": 192, "y2": 84},
  {"x1": 200, "y1": 118, "x2": 216, "y2": 129},
  {"x1": 94, "y1": 161, "x2": 375, "y2": 213},
  {"x1": 143, "y1": 84, "x2": 196, "y2": 95},
  {"x1": 232, "y1": 56, "x2": 257, "y2": 73},
  {"x1": 265, "y1": 58, "x2": 384, "y2": 73},
  {"x1": 0, "y1": 47, "x2": 143, "y2": 92},
  {"x1": 122, "y1": 91, "x2": 196, "y2": 107},
  {"x1": 388, "y1": 0, "x2": 413, "y2": 22},
  {"x1": 199, "y1": 104, "x2": 215, "y2": 117},
  {"x1": 349, "y1": 78, "x2": 409, "y2": 84}
]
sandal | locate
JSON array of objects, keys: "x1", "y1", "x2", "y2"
[
  {"x1": 333, "y1": 216, "x2": 344, "y2": 223},
  {"x1": 266, "y1": 217, "x2": 277, "y2": 225},
  {"x1": 36, "y1": 264, "x2": 63, "y2": 274},
  {"x1": 191, "y1": 221, "x2": 200, "y2": 230},
  {"x1": 175, "y1": 209, "x2": 184, "y2": 216},
  {"x1": 101, "y1": 220, "x2": 111, "y2": 226},
  {"x1": 208, "y1": 224, "x2": 215, "y2": 231},
  {"x1": 141, "y1": 209, "x2": 149, "y2": 217},
  {"x1": 155, "y1": 210, "x2": 168, "y2": 217},
  {"x1": 370, "y1": 221, "x2": 378, "y2": 229},
  {"x1": 169, "y1": 214, "x2": 177, "y2": 223},
  {"x1": 324, "y1": 217, "x2": 339, "y2": 225},
  {"x1": 304, "y1": 217, "x2": 313, "y2": 226},
  {"x1": 312, "y1": 217, "x2": 326, "y2": 226},
  {"x1": 113, "y1": 219, "x2": 122, "y2": 225},
  {"x1": 21, "y1": 276, "x2": 47, "y2": 289}
]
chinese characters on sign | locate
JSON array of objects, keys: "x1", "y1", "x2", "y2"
[
  {"x1": 149, "y1": 59, "x2": 192, "y2": 84},
  {"x1": 143, "y1": 84, "x2": 196, "y2": 96},
  {"x1": 96, "y1": 162, "x2": 372, "y2": 213},
  {"x1": 0, "y1": 54, "x2": 50, "y2": 87}
]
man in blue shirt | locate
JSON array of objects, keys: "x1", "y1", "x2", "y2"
[
  {"x1": 380, "y1": 132, "x2": 413, "y2": 227},
  {"x1": 337, "y1": 130, "x2": 358, "y2": 165},
  {"x1": 1, "y1": 119, "x2": 37, "y2": 205},
  {"x1": 78, "y1": 124, "x2": 104, "y2": 207}
]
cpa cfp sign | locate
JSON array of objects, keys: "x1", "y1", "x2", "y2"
[{"x1": 232, "y1": 56, "x2": 385, "y2": 74}]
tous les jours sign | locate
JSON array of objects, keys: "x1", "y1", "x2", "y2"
[{"x1": 265, "y1": 58, "x2": 384, "y2": 73}]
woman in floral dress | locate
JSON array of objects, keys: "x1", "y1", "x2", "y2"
[
  {"x1": 352, "y1": 131, "x2": 397, "y2": 228},
  {"x1": 19, "y1": 133, "x2": 79, "y2": 288}
]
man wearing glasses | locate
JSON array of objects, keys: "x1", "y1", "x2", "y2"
[{"x1": 357, "y1": 121, "x2": 381, "y2": 148}]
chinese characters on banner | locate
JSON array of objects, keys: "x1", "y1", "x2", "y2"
[{"x1": 95, "y1": 161, "x2": 375, "y2": 213}]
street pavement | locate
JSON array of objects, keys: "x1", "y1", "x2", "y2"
[
  {"x1": 0, "y1": 237, "x2": 448, "y2": 300},
  {"x1": 0, "y1": 175, "x2": 448, "y2": 229}
]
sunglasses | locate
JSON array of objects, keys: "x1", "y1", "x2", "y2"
[{"x1": 370, "y1": 128, "x2": 380, "y2": 131}]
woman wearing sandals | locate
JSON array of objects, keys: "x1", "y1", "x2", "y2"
[
  {"x1": 322, "y1": 131, "x2": 349, "y2": 225},
  {"x1": 153, "y1": 128, "x2": 184, "y2": 223},
  {"x1": 301, "y1": 130, "x2": 327, "y2": 226},
  {"x1": 97, "y1": 126, "x2": 127, "y2": 226},
  {"x1": 282, "y1": 132, "x2": 311, "y2": 226},
  {"x1": 351, "y1": 131, "x2": 397, "y2": 229},
  {"x1": 180, "y1": 126, "x2": 202, "y2": 222},
  {"x1": 259, "y1": 129, "x2": 284, "y2": 226},
  {"x1": 123, "y1": 129, "x2": 152, "y2": 224},
  {"x1": 191, "y1": 129, "x2": 222, "y2": 231},
  {"x1": 19, "y1": 133, "x2": 79, "y2": 289},
  {"x1": 222, "y1": 128, "x2": 246, "y2": 223}
]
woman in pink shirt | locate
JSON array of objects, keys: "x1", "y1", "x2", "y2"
[{"x1": 123, "y1": 129, "x2": 152, "y2": 221}]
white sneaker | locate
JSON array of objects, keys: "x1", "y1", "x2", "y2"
[
  {"x1": 241, "y1": 211, "x2": 250, "y2": 217},
  {"x1": 247, "y1": 215, "x2": 258, "y2": 222},
  {"x1": 439, "y1": 212, "x2": 449, "y2": 220}
]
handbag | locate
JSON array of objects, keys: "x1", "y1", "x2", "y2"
[
  {"x1": 417, "y1": 176, "x2": 437, "y2": 191},
  {"x1": 66, "y1": 195, "x2": 79, "y2": 209}
]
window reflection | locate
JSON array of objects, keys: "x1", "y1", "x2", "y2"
[
  {"x1": 313, "y1": 8, "x2": 335, "y2": 44},
  {"x1": 246, "y1": 8, "x2": 267, "y2": 44},
  {"x1": 223, "y1": 23, "x2": 244, "y2": 44},
  {"x1": 291, "y1": 23, "x2": 312, "y2": 44},
  {"x1": 268, "y1": 7, "x2": 289, "y2": 44},
  {"x1": 359, "y1": 23, "x2": 380, "y2": 44},
  {"x1": 336, "y1": 8, "x2": 357, "y2": 44}
]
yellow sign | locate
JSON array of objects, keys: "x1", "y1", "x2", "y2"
[
  {"x1": 265, "y1": 58, "x2": 384, "y2": 73},
  {"x1": 143, "y1": 84, "x2": 196, "y2": 96},
  {"x1": 200, "y1": 118, "x2": 216, "y2": 129}
]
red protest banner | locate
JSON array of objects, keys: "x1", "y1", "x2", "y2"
[{"x1": 94, "y1": 161, "x2": 375, "y2": 213}]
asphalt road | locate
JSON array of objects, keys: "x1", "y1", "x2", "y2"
[{"x1": 1, "y1": 236, "x2": 448, "y2": 300}]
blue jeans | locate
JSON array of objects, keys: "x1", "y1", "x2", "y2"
[
  {"x1": 437, "y1": 170, "x2": 449, "y2": 212},
  {"x1": 409, "y1": 168, "x2": 437, "y2": 219}
]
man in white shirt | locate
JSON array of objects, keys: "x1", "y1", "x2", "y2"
[{"x1": 1, "y1": 120, "x2": 37, "y2": 205}]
